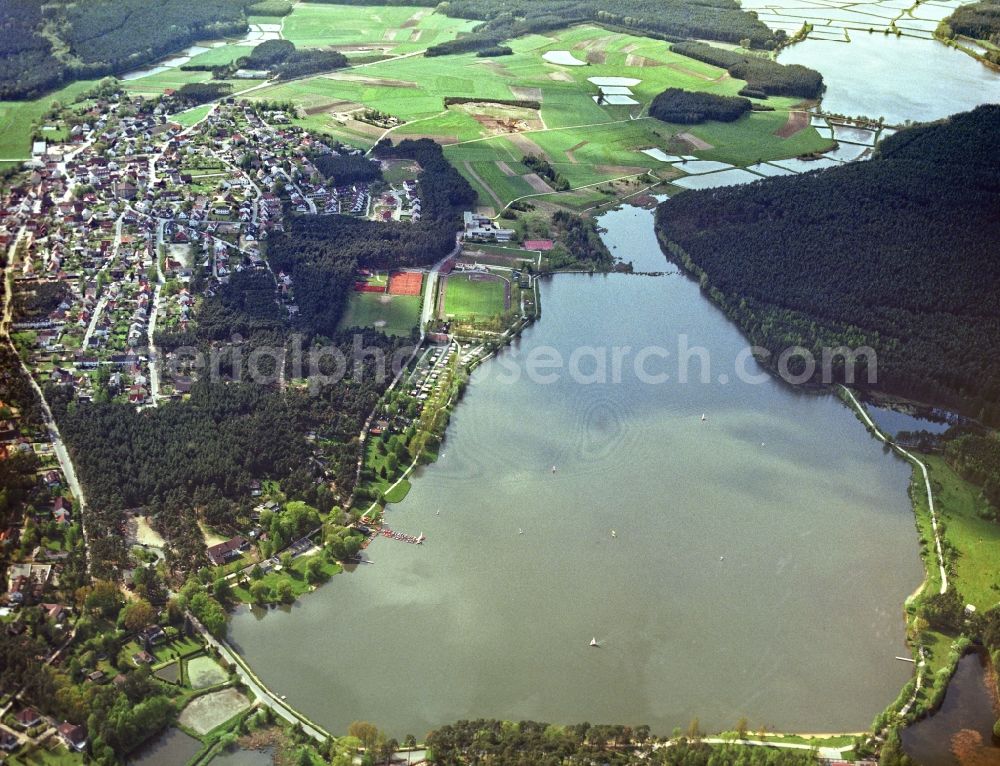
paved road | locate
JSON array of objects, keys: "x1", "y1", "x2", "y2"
[{"x1": 839, "y1": 385, "x2": 946, "y2": 593}]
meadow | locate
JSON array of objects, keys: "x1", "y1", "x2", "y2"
[
  {"x1": 246, "y1": 11, "x2": 831, "y2": 209},
  {"x1": 3, "y1": 3, "x2": 832, "y2": 209}
]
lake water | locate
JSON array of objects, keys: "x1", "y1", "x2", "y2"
[
  {"x1": 902, "y1": 651, "x2": 1000, "y2": 766},
  {"x1": 778, "y1": 34, "x2": 1000, "y2": 123},
  {"x1": 127, "y1": 727, "x2": 201, "y2": 766},
  {"x1": 229, "y1": 205, "x2": 922, "y2": 737},
  {"x1": 867, "y1": 405, "x2": 953, "y2": 438}
]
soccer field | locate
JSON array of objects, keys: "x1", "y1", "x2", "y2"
[
  {"x1": 339, "y1": 291, "x2": 421, "y2": 336},
  {"x1": 443, "y1": 274, "x2": 508, "y2": 319}
]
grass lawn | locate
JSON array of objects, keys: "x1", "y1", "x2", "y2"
[
  {"x1": 443, "y1": 274, "x2": 507, "y2": 319},
  {"x1": 919, "y1": 454, "x2": 1000, "y2": 611},
  {"x1": 0, "y1": 80, "x2": 98, "y2": 160},
  {"x1": 384, "y1": 479, "x2": 412, "y2": 504},
  {"x1": 171, "y1": 104, "x2": 214, "y2": 127},
  {"x1": 231, "y1": 550, "x2": 341, "y2": 604},
  {"x1": 8, "y1": 742, "x2": 80, "y2": 766},
  {"x1": 338, "y1": 291, "x2": 421, "y2": 336}
]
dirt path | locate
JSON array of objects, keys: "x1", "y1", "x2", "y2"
[{"x1": 776, "y1": 110, "x2": 809, "y2": 138}]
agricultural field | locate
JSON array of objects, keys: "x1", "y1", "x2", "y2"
[
  {"x1": 442, "y1": 273, "x2": 509, "y2": 319},
  {"x1": 0, "y1": 80, "x2": 98, "y2": 165},
  {"x1": 282, "y1": 3, "x2": 476, "y2": 54},
  {"x1": 244, "y1": 12, "x2": 831, "y2": 208},
  {"x1": 338, "y1": 292, "x2": 422, "y2": 336}
]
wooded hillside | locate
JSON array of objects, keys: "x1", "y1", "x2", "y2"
[{"x1": 655, "y1": 105, "x2": 1000, "y2": 424}]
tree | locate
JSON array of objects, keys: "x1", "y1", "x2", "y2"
[
  {"x1": 736, "y1": 716, "x2": 748, "y2": 740},
  {"x1": 120, "y1": 599, "x2": 155, "y2": 633},
  {"x1": 250, "y1": 581, "x2": 271, "y2": 605},
  {"x1": 189, "y1": 593, "x2": 227, "y2": 638},
  {"x1": 348, "y1": 721, "x2": 381, "y2": 753},
  {"x1": 85, "y1": 581, "x2": 124, "y2": 618},
  {"x1": 276, "y1": 580, "x2": 295, "y2": 604},
  {"x1": 305, "y1": 557, "x2": 326, "y2": 584}
]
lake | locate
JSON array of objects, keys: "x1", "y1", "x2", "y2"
[
  {"x1": 778, "y1": 33, "x2": 1000, "y2": 124},
  {"x1": 902, "y1": 651, "x2": 1000, "y2": 766},
  {"x1": 229, "y1": 205, "x2": 923, "y2": 737}
]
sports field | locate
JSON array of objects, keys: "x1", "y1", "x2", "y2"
[
  {"x1": 442, "y1": 273, "x2": 508, "y2": 319},
  {"x1": 339, "y1": 291, "x2": 421, "y2": 336},
  {"x1": 388, "y1": 270, "x2": 423, "y2": 296}
]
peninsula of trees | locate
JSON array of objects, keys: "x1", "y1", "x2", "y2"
[{"x1": 654, "y1": 105, "x2": 1000, "y2": 426}]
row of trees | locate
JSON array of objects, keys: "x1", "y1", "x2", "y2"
[
  {"x1": 649, "y1": 88, "x2": 752, "y2": 124},
  {"x1": 655, "y1": 105, "x2": 1000, "y2": 425},
  {"x1": 425, "y1": 719, "x2": 821, "y2": 765},
  {"x1": 670, "y1": 43, "x2": 823, "y2": 98}
]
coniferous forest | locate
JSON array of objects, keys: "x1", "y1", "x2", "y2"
[{"x1": 655, "y1": 105, "x2": 1000, "y2": 425}]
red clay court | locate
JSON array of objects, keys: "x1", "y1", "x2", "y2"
[{"x1": 388, "y1": 270, "x2": 424, "y2": 296}]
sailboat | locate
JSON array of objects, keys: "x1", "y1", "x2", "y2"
[
  {"x1": 518, "y1": 528, "x2": 524, "y2": 535},
  {"x1": 701, "y1": 413, "x2": 707, "y2": 421},
  {"x1": 589, "y1": 637, "x2": 599, "y2": 647},
  {"x1": 611, "y1": 530, "x2": 617, "y2": 538},
  {"x1": 551, "y1": 465, "x2": 557, "y2": 473}
]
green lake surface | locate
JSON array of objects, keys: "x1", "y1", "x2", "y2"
[{"x1": 229, "y1": 206, "x2": 923, "y2": 737}]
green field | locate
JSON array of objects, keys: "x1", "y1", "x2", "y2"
[
  {"x1": 918, "y1": 454, "x2": 1000, "y2": 611},
  {"x1": 338, "y1": 291, "x2": 421, "y2": 336},
  {"x1": 283, "y1": 3, "x2": 476, "y2": 54},
  {"x1": 0, "y1": 80, "x2": 98, "y2": 163},
  {"x1": 443, "y1": 274, "x2": 507, "y2": 318},
  {"x1": 245, "y1": 15, "x2": 830, "y2": 209}
]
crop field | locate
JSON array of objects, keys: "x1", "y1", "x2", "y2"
[
  {"x1": 338, "y1": 292, "x2": 421, "y2": 336},
  {"x1": 442, "y1": 273, "x2": 508, "y2": 319},
  {"x1": 4, "y1": 5, "x2": 831, "y2": 204},
  {"x1": 245, "y1": 12, "x2": 830, "y2": 208},
  {"x1": 283, "y1": 3, "x2": 476, "y2": 53}
]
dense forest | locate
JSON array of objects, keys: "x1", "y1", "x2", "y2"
[
  {"x1": 50, "y1": 326, "x2": 406, "y2": 578},
  {"x1": 945, "y1": 431, "x2": 1000, "y2": 512},
  {"x1": 313, "y1": 153, "x2": 383, "y2": 185},
  {"x1": 425, "y1": 720, "x2": 820, "y2": 765},
  {"x1": 649, "y1": 88, "x2": 752, "y2": 124},
  {"x1": 942, "y1": 0, "x2": 1000, "y2": 42},
  {"x1": 315, "y1": 0, "x2": 781, "y2": 52},
  {"x1": 0, "y1": 0, "x2": 65, "y2": 99},
  {"x1": 240, "y1": 38, "x2": 348, "y2": 79},
  {"x1": 267, "y1": 138, "x2": 474, "y2": 335},
  {"x1": 670, "y1": 42, "x2": 823, "y2": 98},
  {"x1": 655, "y1": 105, "x2": 1000, "y2": 425},
  {"x1": 0, "y1": 0, "x2": 253, "y2": 99}
]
